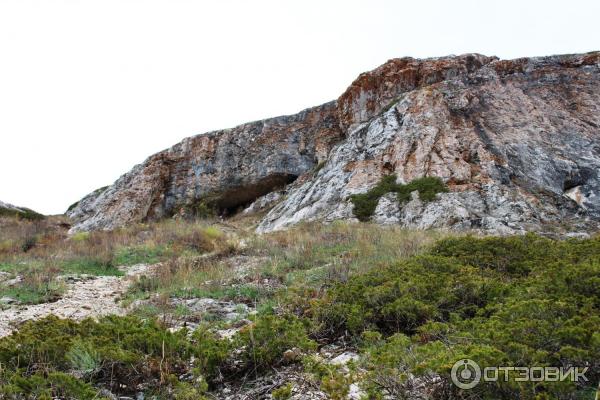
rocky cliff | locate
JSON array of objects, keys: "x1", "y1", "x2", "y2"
[
  {"x1": 69, "y1": 51, "x2": 600, "y2": 235},
  {"x1": 68, "y1": 102, "x2": 342, "y2": 231}
]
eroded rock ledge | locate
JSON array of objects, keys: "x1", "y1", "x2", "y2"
[
  {"x1": 68, "y1": 102, "x2": 342, "y2": 231},
  {"x1": 69, "y1": 52, "x2": 600, "y2": 235}
]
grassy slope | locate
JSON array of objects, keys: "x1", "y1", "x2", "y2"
[
  {"x1": 0, "y1": 216, "x2": 598, "y2": 399},
  {"x1": 0, "y1": 217, "x2": 228, "y2": 304},
  {"x1": 0, "y1": 205, "x2": 44, "y2": 221}
]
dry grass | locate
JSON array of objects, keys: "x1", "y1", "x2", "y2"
[
  {"x1": 0, "y1": 216, "x2": 230, "y2": 304},
  {"x1": 0, "y1": 217, "x2": 228, "y2": 267},
  {"x1": 247, "y1": 221, "x2": 449, "y2": 288},
  {"x1": 126, "y1": 221, "x2": 451, "y2": 304},
  {"x1": 1, "y1": 213, "x2": 457, "y2": 308}
]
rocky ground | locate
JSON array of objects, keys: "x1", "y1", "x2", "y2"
[
  {"x1": 0, "y1": 219, "x2": 597, "y2": 399},
  {"x1": 0, "y1": 263, "x2": 155, "y2": 337},
  {"x1": 0, "y1": 244, "x2": 367, "y2": 399}
]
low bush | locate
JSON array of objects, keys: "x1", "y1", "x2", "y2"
[
  {"x1": 192, "y1": 200, "x2": 216, "y2": 219},
  {"x1": 350, "y1": 175, "x2": 448, "y2": 221},
  {"x1": 303, "y1": 355, "x2": 354, "y2": 400},
  {"x1": 313, "y1": 254, "x2": 509, "y2": 336},
  {"x1": 0, "y1": 315, "x2": 197, "y2": 397},
  {"x1": 233, "y1": 314, "x2": 316, "y2": 372},
  {"x1": 0, "y1": 370, "x2": 103, "y2": 400},
  {"x1": 0, "y1": 312, "x2": 315, "y2": 397},
  {"x1": 311, "y1": 234, "x2": 600, "y2": 399},
  {"x1": 20, "y1": 235, "x2": 37, "y2": 252},
  {"x1": 271, "y1": 383, "x2": 293, "y2": 399}
]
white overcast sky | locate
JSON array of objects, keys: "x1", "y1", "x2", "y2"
[{"x1": 1, "y1": 0, "x2": 599, "y2": 214}]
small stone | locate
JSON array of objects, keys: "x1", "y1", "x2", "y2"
[
  {"x1": 283, "y1": 348, "x2": 302, "y2": 362},
  {"x1": 0, "y1": 297, "x2": 17, "y2": 305},
  {"x1": 330, "y1": 352, "x2": 360, "y2": 365}
]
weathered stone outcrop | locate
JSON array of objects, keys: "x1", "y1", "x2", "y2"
[
  {"x1": 337, "y1": 54, "x2": 497, "y2": 130},
  {"x1": 259, "y1": 52, "x2": 600, "y2": 234},
  {"x1": 70, "y1": 51, "x2": 600, "y2": 235},
  {"x1": 68, "y1": 102, "x2": 342, "y2": 231}
]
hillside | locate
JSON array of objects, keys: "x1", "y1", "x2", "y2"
[
  {"x1": 0, "y1": 217, "x2": 598, "y2": 399},
  {"x1": 0, "y1": 200, "x2": 44, "y2": 221},
  {"x1": 1, "y1": 52, "x2": 599, "y2": 399},
  {"x1": 68, "y1": 52, "x2": 600, "y2": 236}
]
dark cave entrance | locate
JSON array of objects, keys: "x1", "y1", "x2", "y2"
[{"x1": 213, "y1": 173, "x2": 297, "y2": 216}]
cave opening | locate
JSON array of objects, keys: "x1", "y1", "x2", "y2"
[{"x1": 213, "y1": 173, "x2": 298, "y2": 216}]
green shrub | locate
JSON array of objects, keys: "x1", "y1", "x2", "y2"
[
  {"x1": 202, "y1": 226, "x2": 224, "y2": 241},
  {"x1": 21, "y1": 235, "x2": 37, "y2": 252},
  {"x1": 0, "y1": 371, "x2": 103, "y2": 399},
  {"x1": 311, "y1": 234, "x2": 600, "y2": 399},
  {"x1": 233, "y1": 314, "x2": 316, "y2": 372},
  {"x1": 191, "y1": 325, "x2": 232, "y2": 379},
  {"x1": 350, "y1": 175, "x2": 448, "y2": 221},
  {"x1": 313, "y1": 254, "x2": 508, "y2": 336},
  {"x1": 432, "y1": 233, "x2": 600, "y2": 276},
  {"x1": 66, "y1": 339, "x2": 101, "y2": 376},
  {"x1": 70, "y1": 231, "x2": 91, "y2": 242},
  {"x1": 171, "y1": 380, "x2": 209, "y2": 400},
  {"x1": 0, "y1": 315, "x2": 196, "y2": 396},
  {"x1": 303, "y1": 356, "x2": 352, "y2": 400},
  {"x1": 193, "y1": 200, "x2": 216, "y2": 219},
  {"x1": 272, "y1": 383, "x2": 293, "y2": 399}
]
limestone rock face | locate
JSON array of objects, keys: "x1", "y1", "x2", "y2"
[
  {"x1": 258, "y1": 52, "x2": 600, "y2": 234},
  {"x1": 68, "y1": 102, "x2": 342, "y2": 231},
  {"x1": 337, "y1": 54, "x2": 497, "y2": 130},
  {"x1": 70, "y1": 52, "x2": 600, "y2": 235}
]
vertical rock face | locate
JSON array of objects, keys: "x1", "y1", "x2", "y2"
[
  {"x1": 337, "y1": 54, "x2": 497, "y2": 130},
  {"x1": 258, "y1": 52, "x2": 600, "y2": 234},
  {"x1": 68, "y1": 102, "x2": 342, "y2": 231},
  {"x1": 69, "y1": 51, "x2": 600, "y2": 235}
]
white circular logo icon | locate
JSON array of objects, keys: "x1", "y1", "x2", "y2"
[{"x1": 451, "y1": 359, "x2": 481, "y2": 389}]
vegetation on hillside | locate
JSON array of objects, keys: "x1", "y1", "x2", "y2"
[
  {"x1": 0, "y1": 217, "x2": 229, "y2": 304},
  {"x1": 350, "y1": 175, "x2": 448, "y2": 221},
  {"x1": 0, "y1": 205, "x2": 44, "y2": 221},
  {"x1": 0, "y1": 216, "x2": 598, "y2": 399}
]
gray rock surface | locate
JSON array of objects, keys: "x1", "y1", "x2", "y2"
[
  {"x1": 242, "y1": 190, "x2": 284, "y2": 214},
  {"x1": 259, "y1": 52, "x2": 600, "y2": 235},
  {"x1": 69, "y1": 52, "x2": 600, "y2": 236},
  {"x1": 68, "y1": 102, "x2": 341, "y2": 232}
]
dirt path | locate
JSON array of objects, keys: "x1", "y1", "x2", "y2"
[{"x1": 0, "y1": 263, "x2": 154, "y2": 337}]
